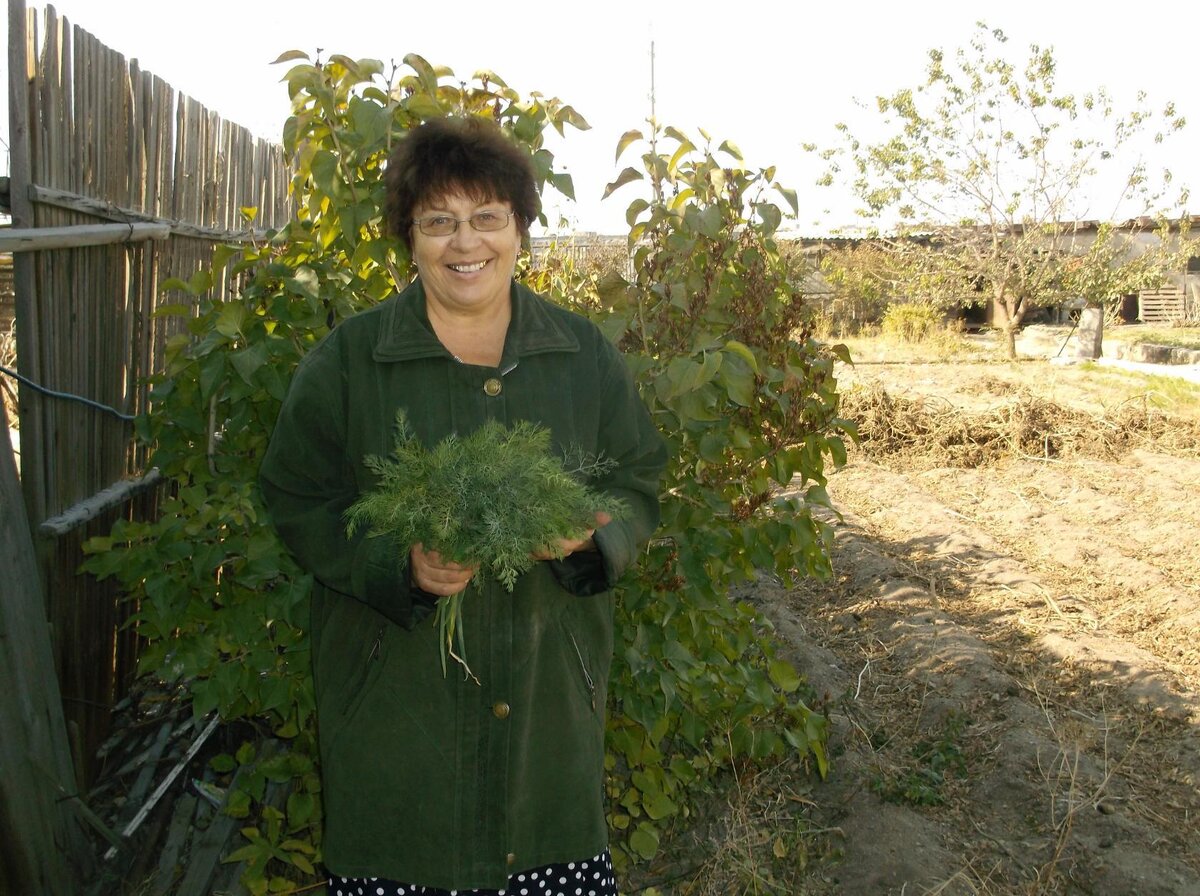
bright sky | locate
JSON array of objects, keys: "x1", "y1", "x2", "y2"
[{"x1": 3, "y1": 0, "x2": 1197, "y2": 235}]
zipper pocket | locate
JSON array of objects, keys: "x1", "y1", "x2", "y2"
[
  {"x1": 568, "y1": 630, "x2": 597, "y2": 711},
  {"x1": 366, "y1": 626, "x2": 385, "y2": 663},
  {"x1": 337, "y1": 624, "x2": 387, "y2": 727}
]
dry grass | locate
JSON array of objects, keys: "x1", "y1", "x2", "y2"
[
  {"x1": 841, "y1": 382, "x2": 1200, "y2": 469},
  {"x1": 834, "y1": 327, "x2": 988, "y2": 364},
  {"x1": 634, "y1": 759, "x2": 839, "y2": 896}
]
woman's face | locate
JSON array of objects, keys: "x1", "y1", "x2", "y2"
[{"x1": 411, "y1": 192, "x2": 521, "y2": 317}]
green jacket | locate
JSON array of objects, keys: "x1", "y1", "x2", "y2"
[{"x1": 259, "y1": 279, "x2": 666, "y2": 889}]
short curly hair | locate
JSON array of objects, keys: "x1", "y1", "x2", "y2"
[{"x1": 384, "y1": 116, "x2": 541, "y2": 253}]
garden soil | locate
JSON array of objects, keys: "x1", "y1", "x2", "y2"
[
  {"x1": 86, "y1": 333, "x2": 1200, "y2": 896},
  {"x1": 745, "y1": 349, "x2": 1200, "y2": 895}
]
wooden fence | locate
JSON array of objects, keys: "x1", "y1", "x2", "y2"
[{"x1": 3, "y1": 2, "x2": 294, "y2": 883}]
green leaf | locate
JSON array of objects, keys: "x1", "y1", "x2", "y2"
[
  {"x1": 225, "y1": 788, "x2": 252, "y2": 818},
  {"x1": 404, "y1": 93, "x2": 444, "y2": 120},
  {"x1": 625, "y1": 198, "x2": 650, "y2": 227},
  {"x1": 548, "y1": 170, "x2": 576, "y2": 200},
  {"x1": 695, "y1": 204, "x2": 723, "y2": 239},
  {"x1": 755, "y1": 201, "x2": 782, "y2": 234},
  {"x1": 222, "y1": 843, "x2": 264, "y2": 865},
  {"x1": 716, "y1": 356, "x2": 755, "y2": 407},
  {"x1": 774, "y1": 183, "x2": 800, "y2": 215},
  {"x1": 828, "y1": 435, "x2": 848, "y2": 468},
  {"x1": 722, "y1": 339, "x2": 759, "y2": 373},
  {"x1": 309, "y1": 150, "x2": 340, "y2": 197},
  {"x1": 603, "y1": 167, "x2": 644, "y2": 199},
  {"x1": 230, "y1": 343, "x2": 268, "y2": 385},
  {"x1": 152, "y1": 303, "x2": 190, "y2": 319},
  {"x1": 629, "y1": 821, "x2": 661, "y2": 859},
  {"x1": 660, "y1": 353, "x2": 721, "y2": 401},
  {"x1": 187, "y1": 269, "x2": 215, "y2": 294},
  {"x1": 643, "y1": 790, "x2": 679, "y2": 821},
  {"x1": 198, "y1": 351, "x2": 226, "y2": 403},
  {"x1": 768, "y1": 658, "x2": 802, "y2": 693},
  {"x1": 289, "y1": 852, "x2": 317, "y2": 875},
  {"x1": 215, "y1": 302, "x2": 246, "y2": 339}
]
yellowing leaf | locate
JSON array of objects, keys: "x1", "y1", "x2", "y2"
[
  {"x1": 603, "y1": 167, "x2": 644, "y2": 199},
  {"x1": 615, "y1": 129, "x2": 644, "y2": 162},
  {"x1": 270, "y1": 50, "x2": 310, "y2": 64}
]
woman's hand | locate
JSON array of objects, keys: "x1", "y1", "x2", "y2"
[
  {"x1": 531, "y1": 511, "x2": 613, "y2": 561},
  {"x1": 410, "y1": 543, "x2": 477, "y2": 597}
]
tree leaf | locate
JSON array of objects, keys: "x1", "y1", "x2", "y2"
[
  {"x1": 774, "y1": 183, "x2": 800, "y2": 215},
  {"x1": 768, "y1": 658, "x2": 802, "y2": 693},
  {"x1": 270, "y1": 50, "x2": 310, "y2": 65},
  {"x1": 615, "y1": 129, "x2": 644, "y2": 162},
  {"x1": 603, "y1": 167, "x2": 644, "y2": 199},
  {"x1": 718, "y1": 139, "x2": 744, "y2": 160}
]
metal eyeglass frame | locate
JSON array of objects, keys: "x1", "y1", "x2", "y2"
[{"x1": 411, "y1": 211, "x2": 517, "y2": 237}]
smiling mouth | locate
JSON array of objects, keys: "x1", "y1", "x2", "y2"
[{"x1": 448, "y1": 260, "x2": 488, "y2": 273}]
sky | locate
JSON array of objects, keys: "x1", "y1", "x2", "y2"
[{"x1": 3, "y1": 0, "x2": 1197, "y2": 236}]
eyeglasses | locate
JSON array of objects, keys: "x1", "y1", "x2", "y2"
[{"x1": 411, "y1": 210, "x2": 516, "y2": 237}]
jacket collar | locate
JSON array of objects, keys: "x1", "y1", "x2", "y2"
[{"x1": 372, "y1": 278, "x2": 580, "y2": 364}]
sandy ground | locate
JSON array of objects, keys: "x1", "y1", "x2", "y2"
[{"x1": 745, "y1": 345, "x2": 1200, "y2": 895}]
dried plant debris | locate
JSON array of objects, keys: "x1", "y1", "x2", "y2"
[{"x1": 842, "y1": 383, "x2": 1200, "y2": 468}]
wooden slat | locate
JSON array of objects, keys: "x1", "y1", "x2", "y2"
[
  {"x1": 0, "y1": 397, "x2": 85, "y2": 894},
  {"x1": 1138, "y1": 287, "x2": 1185, "y2": 323},
  {"x1": 9, "y1": 1, "x2": 295, "y2": 791},
  {"x1": 0, "y1": 221, "x2": 171, "y2": 251}
]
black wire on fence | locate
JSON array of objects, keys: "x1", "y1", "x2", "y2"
[{"x1": 0, "y1": 364, "x2": 136, "y2": 422}]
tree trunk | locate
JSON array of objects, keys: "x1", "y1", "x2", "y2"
[
  {"x1": 0, "y1": 401, "x2": 89, "y2": 893},
  {"x1": 995, "y1": 292, "x2": 1025, "y2": 360},
  {"x1": 1002, "y1": 323, "x2": 1018, "y2": 360},
  {"x1": 992, "y1": 294, "x2": 1020, "y2": 360}
]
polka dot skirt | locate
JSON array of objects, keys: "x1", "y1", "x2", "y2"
[{"x1": 328, "y1": 849, "x2": 618, "y2": 896}]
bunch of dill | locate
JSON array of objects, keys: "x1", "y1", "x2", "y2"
[{"x1": 346, "y1": 411, "x2": 627, "y2": 680}]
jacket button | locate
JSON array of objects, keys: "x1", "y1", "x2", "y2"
[
  {"x1": 506, "y1": 852, "x2": 517, "y2": 866},
  {"x1": 484, "y1": 378, "x2": 502, "y2": 396},
  {"x1": 492, "y1": 701, "x2": 511, "y2": 719}
]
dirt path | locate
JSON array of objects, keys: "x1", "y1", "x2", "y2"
[{"x1": 750, "y1": 357, "x2": 1200, "y2": 895}]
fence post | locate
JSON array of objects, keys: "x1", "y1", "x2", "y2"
[{"x1": 0, "y1": 400, "x2": 88, "y2": 894}]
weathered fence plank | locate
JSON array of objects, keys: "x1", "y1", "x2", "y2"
[
  {"x1": 0, "y1": 220, "x2": 170, "y2": 251},
  {"x1": 8, "y1": 0, "x2": 294, "y2": 787},
  {"x1": 0, "y1": 398, "x2": 88, "y2": 894}
]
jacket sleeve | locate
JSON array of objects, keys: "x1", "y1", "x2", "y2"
[
  {"x1": 258, "y1": 334, "x2": 432, "y2": 628},
  {"x1": 549, "y1": 335, "x2": 667, "y2": 596}
]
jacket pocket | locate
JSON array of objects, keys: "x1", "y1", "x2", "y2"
[
  {"x1": 560, "y1": 620, "x2": 601, "y2": 718},
  {"x1": 321, "y1": 622, "x2": 390, "y2": 752}
]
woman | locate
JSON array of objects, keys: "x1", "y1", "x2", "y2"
[{"x1": 259, "y1": 116, "x2": 666, "y2": 895}]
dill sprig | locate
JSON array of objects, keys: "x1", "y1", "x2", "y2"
[{"x1": 346, "y1": 411, "x2": 628, "y2": 680}]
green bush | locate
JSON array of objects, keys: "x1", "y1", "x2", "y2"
[
  {"x1": 83, "y1": 56, "x2": 849, "y2": 892},
  {"x1": 880, "y1": 302, "x2": 946, "y2": 342}
]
